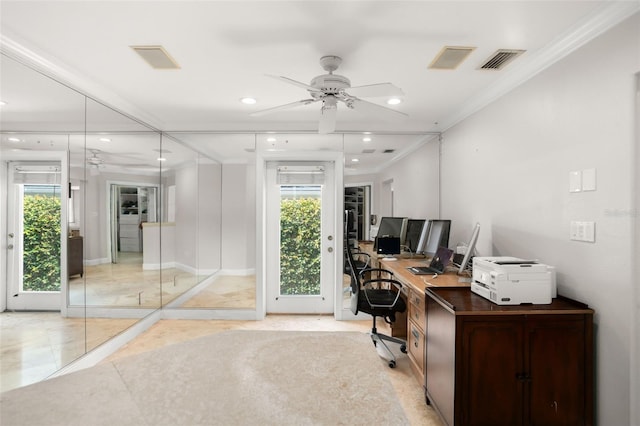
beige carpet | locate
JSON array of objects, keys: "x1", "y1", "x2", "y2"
[{"x1": 0, "y1": 330, "x2": 409, "y2": 425}]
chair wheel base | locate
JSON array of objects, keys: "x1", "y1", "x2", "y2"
[
  {"x1": 400, "y1": 344, "x2": 407, "y2": 354},
  {"x1": 388, "y1": 360, "x2": 396, "y2": 368}
]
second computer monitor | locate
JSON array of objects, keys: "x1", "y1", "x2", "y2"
[
  {"x1": 405, "y1": 219, "x2": 426, "y2": 253},
  {"x1": 417, "y1": 219, "x2": 451, "y2": 257}
]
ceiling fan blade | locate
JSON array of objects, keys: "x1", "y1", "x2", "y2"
[
  {"x1": 346, "y1": 83, "x2": 404, "y2": 98},
  {"x1": 266, "y1": 75, "x2": 321, "y2": 93},
  {"x1": 351, "y1": 98, "x2": 408, "y2": 120},
  {"x1": 318, "y1": 105, "x2": 337, "y2": 134},
  {"x1": 250, "y1": 98, "x2": 319, "y2": 117}
]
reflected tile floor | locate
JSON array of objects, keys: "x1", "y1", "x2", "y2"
[
  {"x1": 0, "y1": 312, "x2": 137, "y2": 393},
  {"x1": 179, "y1": 275, "x2": 256, "y2": 308}
]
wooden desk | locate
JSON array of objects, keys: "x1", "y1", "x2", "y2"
[{"x1": 358, "y1": 241, "x2": 470, "y2": 386}]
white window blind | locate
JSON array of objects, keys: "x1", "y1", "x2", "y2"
[
  {"x1": 276, "y1": 165, "x2": 325, "y2": 185},
  {"x1": 12, "y1": 164, "x2": 61, "y2": 185}
]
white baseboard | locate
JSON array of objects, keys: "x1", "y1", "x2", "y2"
[{"x1": 84, "y1": 257, "x2": 109, "y2": 266}]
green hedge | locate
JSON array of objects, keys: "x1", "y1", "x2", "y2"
[
  {"x1": 23, "y1": 195, "x2": 61, "y2": 291},
  {"x1": 280, "y1": 197, "x2": 321, "y2": 295}
]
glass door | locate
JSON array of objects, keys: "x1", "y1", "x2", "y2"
[
  {"x1": 6, "y1": 162, "x2": 63, "y2": 311},
  {"x1": 266, "y1": 162, "x2": 335, "y2": 313}
]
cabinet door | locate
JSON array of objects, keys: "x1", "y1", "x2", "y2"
[
  {"x1": 526, "y1": 316, "x2": 588, "y2": 426},
  {"x1": 459, "y1": 318, "x2": 524, "y2": 426}
]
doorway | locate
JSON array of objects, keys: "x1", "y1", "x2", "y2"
[
  {"x1": 265, "y1": 162, "x2": 336, "y2": 313},
  {"x1": 109, "y1": 183, "x2": 158, "y2": 264},
  {"x1": 5, "y1": 162, "x2": 64, "y2": 311}
]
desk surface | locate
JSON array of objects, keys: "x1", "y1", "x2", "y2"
[{"x1": 359, "y1": 241, "x2": 470, "y2": 294}]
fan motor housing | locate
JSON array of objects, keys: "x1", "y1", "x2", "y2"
[{"x1": 310, "y1": 74, "x2": 351, "y2": 96}]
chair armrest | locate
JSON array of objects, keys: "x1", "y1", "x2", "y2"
[{"x1": 359, "y1": 268, "x2": 394, "y2": 280}]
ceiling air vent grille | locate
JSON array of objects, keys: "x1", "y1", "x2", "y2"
[
  {"x1": 383, "y1": 149, "x2": 395, "y2": 154},
  {"x1": 131, "y1": 45, "x2": 180, "y2": 69},
  {"x1": 362, "y1": 149, "x2": 375, "y2": 154},
  {"x1": 429, "y1": 46, "x2": 476, "y2": 70},
  {"x1": 479, "y1": 49, "x2": 525, "y2": 70}
]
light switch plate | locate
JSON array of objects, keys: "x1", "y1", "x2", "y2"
[
  {"x1": 570, "y1": 221, "x2": 596, "y2": 242},
  {"x1": 582, "y1": 168, "x2": 596, "y2": 191},
  {"x1": 569, "y1": 171, "x2": 582, "y2": 193}
]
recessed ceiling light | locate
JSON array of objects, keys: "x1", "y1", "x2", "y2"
[
  {"x1": 241, "y1": 97, "x2": 257, "y2": 105},
  {"x1": 387, "y1": 98, "x2": 402, "y2": 105},
  {"x1": 362, "y1": 137, "x2": 372, "y2": 142},
  {"x1": 99, "y1": 138, "x2": 111, "y2": 142},
  {"x1": 0, "y1": 101, "x2": 7, "y2": 106},
  {"x1": 8, "y1": 137, "x2": 21, "y2": 142},
  {"x1": 351, "y1": 158, "x2": 359, "y2": 163},
  {"x1": 157, "y1": 157, "x2": 167, "y2": 162},
  {"x1": 266, "y1": 137, "x2": 276, "y2": 142}
]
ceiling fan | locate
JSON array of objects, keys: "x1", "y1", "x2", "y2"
[{"x1": 251, "y1": 55, "x2": 408, "y2": 134}]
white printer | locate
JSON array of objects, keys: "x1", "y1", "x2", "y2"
[{"x1": 471, "y1": 257, "x2": 556, "y2": 305}]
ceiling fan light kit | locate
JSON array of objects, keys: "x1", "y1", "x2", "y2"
[{"x1": 251, "y1": 55, "x2": 407, "y2": 134}]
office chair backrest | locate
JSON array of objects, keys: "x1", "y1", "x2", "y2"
[{"x1": 344, "y1": 243, "x2": 361, "y2": 316}]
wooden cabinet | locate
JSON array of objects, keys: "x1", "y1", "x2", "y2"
[
  {"x1": 68, "y1": 236, "x2": 83, "y2": 277},
  {"x1": 425, "y1": 287, "x2": 594, "y2": 426}
]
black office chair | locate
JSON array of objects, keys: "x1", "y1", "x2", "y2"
[
  {"x1": 345, "y1": 243, "x2": 407, "y2": 368},
  {"x1": 344, "y1": 245, "x2": 371, "y2": 276}
]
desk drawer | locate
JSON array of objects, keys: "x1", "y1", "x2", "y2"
[
  {"x1": 408, "y1": 289, "x2": 426, "y2": 332},
  {"x1": 408, "y1": 321, "x2": 425, "y2": 371}
]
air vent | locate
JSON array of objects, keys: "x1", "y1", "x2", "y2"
[
  {"x1": 131, "y1": 45, "x2": 180, "y2": 69},
  {"x1": 362, "y1": 149, "x2": 375, "y2": 154},
  {"x1": 479, "y1": 49, "x2": 525, "y2": 70},
  {"x1": 383, "y1": 149, "x2": 395, "y2": 154},
  {"x1": 428, "y1": 46, "x2": 476, "y2": 70}
]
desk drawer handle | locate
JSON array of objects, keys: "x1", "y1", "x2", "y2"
[{"x1": 412, "y1": 329, "x2": 420, "y2": 347}]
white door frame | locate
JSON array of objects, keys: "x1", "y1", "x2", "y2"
[
  {"x1": 1, "y1": 151, "x2": 69, "y2": 313},
  {"x1": 256, "y1": 151, "x2": 344, "y2": 319}
]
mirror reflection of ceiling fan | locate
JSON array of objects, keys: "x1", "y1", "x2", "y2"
[
  {"x1": 86, "y1": 149, "x2": 156, "y2": 175},
  {"x1": 251, "y1": 55, "x2": 408, "y2": 134}
]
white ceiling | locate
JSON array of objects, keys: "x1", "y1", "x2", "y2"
[{"x1": 0, "y1": 1, "x2": 636, "y2": 172}]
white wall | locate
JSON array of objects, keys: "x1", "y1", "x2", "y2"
[
  {"x1": 633, "y1": 72, "x2": 640, "y2": 426},
  {"x1": 221, "y1": 163, "x2": 256, "y2": 272},
  {"x1": 197, "y1": 162, "x2": 222, "y2": 273},
  {"x1": 439, "y1": 14, "x2": 639, "y2": 425},
  {"x1": 374, "y1": 139, "x2": 441, "y2": 220},
  {"x1": 174, "y1": 162, "x2": 199, "y2": 271}
]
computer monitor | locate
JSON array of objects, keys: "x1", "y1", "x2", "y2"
[
  {"x1": 457, "y1": 222, "x2": 480, "y2": 275},
  {"x1": 416, "y1": 219, "x2": 451, "y2": 257},
  {"x1": 405, "y1": 219, "x2": 426, "y2": 253},
  {"x1": 376, "y1": 236, "x2": 401, "y2": 256},
  {"x1": 375, "y1": 217, "x2": 408, "y2": 245}
]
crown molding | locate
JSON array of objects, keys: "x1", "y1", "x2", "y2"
[{"x1": 438, "y1": 1, "x2": 640, "y2": 133}]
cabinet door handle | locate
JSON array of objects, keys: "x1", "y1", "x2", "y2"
[{"x1": 516, "y1": 373, "x2": 532, "y2": 382}]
